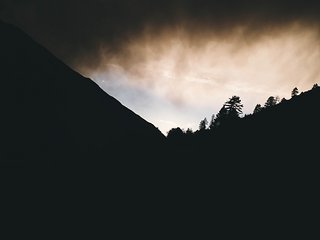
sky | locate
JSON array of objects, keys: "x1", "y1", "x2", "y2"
[{"x1": 1, "y1": 0, "x2": 320, "y2": 134}]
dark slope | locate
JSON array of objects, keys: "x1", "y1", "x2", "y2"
[
  {"x1": 169, "y1": 86, "x2": 320, "y2": 160},
  {"x1": 166, "y1": 85, "x2": 320, "y2": 197},
  {"x1": 236, "y1": 88, "x2": 320, "y2": 158},
  {"x1": 0, "y1": 20, "x2": 165, "y2": 167},
  {"x1": 164, "y1": 87, "x2": 320, "y2": 224},
  {"x1": 219, "y1": 87, "x2": 320, "y2": 160}
]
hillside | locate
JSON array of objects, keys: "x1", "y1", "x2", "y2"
[
  {"x1": 164, "y1": 87, "x2": 320, "y2": 215},
  {"x1": 167, "y1": 86, "x2": 320, "y2": 167},
  {"x1": 0, "y1": 20, "x2": 165, "y2": 167},
  {"x1": 236, "y1": 88, "x2": 320, "y2": 158}
]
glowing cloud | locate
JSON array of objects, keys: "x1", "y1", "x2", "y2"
[
  {"x1": 2, "y1": 1, "x2": 320, "y2": 133},
  {"x1": 88, "y1": 22, "x2": 320, "y2": 133}
]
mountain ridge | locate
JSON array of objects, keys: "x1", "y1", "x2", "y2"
[
  {"x1": 167, "y1": 82, "x2": 320, "y2": 164},
  {"x1": 0, "y1": 19, "x2": 165, "y2": 167}
]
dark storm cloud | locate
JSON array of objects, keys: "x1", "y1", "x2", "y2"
[{"x1": 1, "y1": 0, "x2": 320, "y2": 69}]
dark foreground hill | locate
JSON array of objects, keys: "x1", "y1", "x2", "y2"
[
  {"x1": 0, "y1": 20, "x2": 165, "y2": 167},
  {"x1": 165, "y1": 87, "x2": 320, "y2": 224},
  {"x1": 168, "y1": 85, "x2": 320, "y2": 181}
]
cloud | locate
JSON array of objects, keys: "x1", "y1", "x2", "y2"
[
  {"x1": 1, "y1": 0, "x2": 320, "y2": 133},
  {"x1": 1, "y1": 0, "x2": 320, "y2": 69},
  {"x1": 92, "y1": 21, "x2": 320, "y2": 107}
]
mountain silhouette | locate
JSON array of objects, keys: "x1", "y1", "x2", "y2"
[
  {"x1": 169, "y1": 86, "x2": 320, "y2": 156},
  {"x1": 164, "y1": 87, "x2": 320, "y2": 222},
  {"x1": 233, "y1": 88, "x2": 320, "y2": 159},
  {"x1": 166, "y1": 85, "x2": 320, "y2": 197},
  {"x1": 0, "y1": 20, "x2": 165, "y2": 167}
]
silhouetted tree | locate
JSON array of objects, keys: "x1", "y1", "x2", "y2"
[
  {"x1": 185, "y1": 128, "x2": 193, "y2": 136},
  {"x1": 291, "y1": 87, "x2": 299, "y2": 98},
  {"x1": 212, "y1": 105, "x2": 228, "y2": 128},
  {"x1": 209, "y1": 114, "x2": 215, "y2": 130},
  {"x1": 225, "y1": 96, "x2": 243, "y2": 118},
  {"x1": 264, "y1": 96, "x2": 277, "y2": 108},
  {"x1": 167, "y1": 127, "x2": 184, "y2": 139},
  {"x1": 199, "y1": 118, "x2": 208, "y2": 131},
  {"x1": 312, "y1": 83, "x2": 318, "y2": 89},
  {"x1": 211, "y1": 96, "x2": 243, "y2": 129},
  {"x1": 280, "y1": 98, "x2": 287, "y2": 103},
  {"x1": 253, "y1": 104, "x2": 262, "y2": 114}
]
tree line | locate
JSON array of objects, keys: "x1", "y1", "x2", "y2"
[{"x1": 167, "y1": 84, "x2": 319, "y2": 137}]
